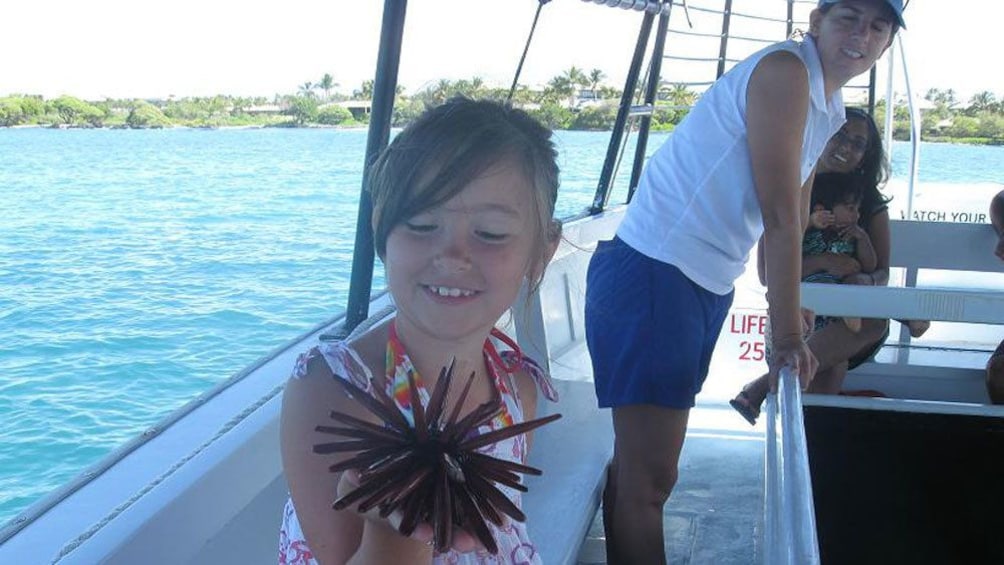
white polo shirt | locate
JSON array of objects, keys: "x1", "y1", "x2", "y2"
[{"x1": 616, "y1": 35, "x2": 846, "y2": 295}]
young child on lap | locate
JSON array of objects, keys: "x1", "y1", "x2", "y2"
[{"x1": 802, "y1": 172, "x2": 877, "y2": 333}]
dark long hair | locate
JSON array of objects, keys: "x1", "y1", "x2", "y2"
[{"x1": 845, "y1": 107, "x2": 892, "y2": 226}]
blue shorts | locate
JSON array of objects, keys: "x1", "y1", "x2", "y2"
[{"x1": 585, "y1": 237, "x2": 734, "y2": 409}]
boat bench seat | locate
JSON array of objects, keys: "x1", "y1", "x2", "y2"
[
  {"x1": 509, "y1": 218, "x2": 618, "y2": 564},
  {"x1": 522, "y1": 378, "x2": 612, "y2": 565},
  {"x1": 802, "y1": 220, "x2": 1004, "y2": 403}
]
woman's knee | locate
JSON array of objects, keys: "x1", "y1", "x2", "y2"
[
  {"x1": 615, "y1": 456, "x2": 679, "y2": 504},
  {"x1": 860, "y1": 318, "x2": 888, "y2": 342}
]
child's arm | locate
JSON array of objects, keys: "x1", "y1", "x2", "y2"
[
  {"x1": 846, "y1": 225, "x2": 878, "y2": 273},
  {"x1": 747, "y1": 50, "x2": 818, "y2": 388},
  {"x1": 282, "y1": 353, "x2": 469, "y2": 564},
  {"x1": 281, "y1": 356, "x2": 369, "y2": 565}
]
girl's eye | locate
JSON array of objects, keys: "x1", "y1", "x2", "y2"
[
  {"x1": 476, "y1": 230, "x2": 509, "y2": 242},
  {"x1": 404, "y1": 222, "x2": 436, "y2": 233}
]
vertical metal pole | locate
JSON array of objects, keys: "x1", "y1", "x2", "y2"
[
  {"x1": 716, "y1": 0, "x2": 734, "y2": 79},
  {"x1": 342, "y1": 0, "x2": 408, "y2": 335},
  {"x1": 627, "y1": 7, "x2": 671, "y2": 203},
  {"x1": 590, "y1": 11, "x2": 655, "y2": 214},
  {"x1": 867, "y1": 66, "x2": 877, "y2": 116},
  {"x1": 786, "y1": 0, "x2": 794, "y2": 38}
]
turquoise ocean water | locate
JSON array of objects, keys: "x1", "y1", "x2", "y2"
[{"x1": 1, "y1": 127, "x2": 1003, "y2": 525}]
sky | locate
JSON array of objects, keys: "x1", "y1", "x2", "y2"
[{"x1": 2, "y1": 0, "x2": 999, "y2": 104}]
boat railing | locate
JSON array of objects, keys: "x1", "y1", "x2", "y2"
[{"x1": 763, "y1": 366, "x2": 821, "y2": 565}]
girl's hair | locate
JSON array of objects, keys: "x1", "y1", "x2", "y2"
[
  {"x1": 368, "y1": 97, "x2": 560, "y2": 289},
  {"x1": 843, "y1": 107, "x2": 893, "y2": 225},
  {"x1": 811, "y1": 172, "x2": 865, "y2": 211}
]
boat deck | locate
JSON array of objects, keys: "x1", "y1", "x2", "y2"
[{"x1": 550, "y1": 342, "x2": 766, "y2": 565}]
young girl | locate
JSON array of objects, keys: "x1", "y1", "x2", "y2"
[
  {"x1": 278, "y1": 97, "x2": 562, "y2": 565},
  {"x1": 802, "y1": 172, "x2": 877, "y2": 333},
  {"x1": 584, "y1": 1, "x2": 904, "y2": 562}
]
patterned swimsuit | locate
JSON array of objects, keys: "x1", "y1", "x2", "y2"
[{"x1": 278, "y1": 323, "x2": 557, "y2": 565}]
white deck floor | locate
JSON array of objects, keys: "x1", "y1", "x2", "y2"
[{"x1": 550, "y1": 341, "x2": 767, "y2": 564}]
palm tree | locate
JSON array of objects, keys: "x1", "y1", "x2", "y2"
[
  {"x1": 298, "y1": 82, "x2": 315, "y2": 98},
  {"x1": 661, "y1": 83, "x2": 697, "y2": 108},
  {"x1": 588, "y1": 68, "x2": 606, "y2": 95},
  {"x1": 969, "y1": 91, "x2": 996, "y2": 114},
  {"x1": 545, "y1": 75, "x2": 576, "y2": 108},
  {"x1": 318, "y1": 74, "x2": 337, "y2": 100},
  {"x1": 353, "y1": 80, "x2": 374, "y2": 100}
]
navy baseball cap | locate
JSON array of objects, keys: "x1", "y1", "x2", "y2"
[{"x1": 818, "y1": 0, "x2": 907, "y2": 29}]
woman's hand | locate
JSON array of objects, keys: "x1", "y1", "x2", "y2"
[
  {"x1": 842, "y1": 272, "x2": 874, "y2": 286},
  {"x1": 817, "y1": 253, "x2": 861, "y2": 278},
  {"x1": 767, "y1": 334, "x2": 818, "y2": 392}
]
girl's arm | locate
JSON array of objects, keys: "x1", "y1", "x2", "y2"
[
  {"x1": 849, "y1": 228, "x2": 878, "y2": 273},
  {"x1": 281, "y1": 354, "x2": 437, "y2": 565},
  {"x1": 280, "y1": 356, "x2": 368, "y2": 565},
  {"x1": 747, "y1": 50, "x2": 818, "y2": 388},
  {"x1": 851, "y1": 230, "x2": 875, "y2": 272},
  {"x1": 845, "y1": 209, "x2": 890, "y2": 286}
]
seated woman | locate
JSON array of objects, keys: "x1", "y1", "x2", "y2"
[
  {"x1": 731, "y1": 107, "x2": 917, "y2": 424},
  {"x1": 988, "y1": 189, "x2": 1004, "y2": 404}
]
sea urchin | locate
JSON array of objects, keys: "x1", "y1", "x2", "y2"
[{"x1": 313, "y1": 360, "x2": 561, "y2": 554}]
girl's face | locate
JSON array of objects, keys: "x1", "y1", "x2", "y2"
[
  {"x1": 811, "y1": 1, "x2": 894, "y2": 85},
  {"x1": 818, "y1": 118, "x2": 870, "y2": 173},
  {"x1": 384, "y1": 159, "x2": 551, "y2": 344},
  {"x1": 832, "y1": 198, "x2": 862, "y2": 227}
]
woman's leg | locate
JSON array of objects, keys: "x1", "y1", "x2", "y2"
[
  {"x1": 807, "y1": 361, "x2": 848, "y2": 394},
  {"x1": 806, "y1": 317, "x2": 888, "y2": 374},
  {"x1": 987, "y1": 341, "x2": 1004, "y2": 404},
  {"x1": 605, "y1": 404, "x2": 690, "y2": 565}
]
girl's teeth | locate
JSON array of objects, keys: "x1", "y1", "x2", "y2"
[{"x1": 431, "y1": 286, "x2": 474, "y2": 297}]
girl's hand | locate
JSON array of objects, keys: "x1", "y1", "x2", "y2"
[
  {"x1": 810, "y1": 210, "x2": 834, "y2": 230},
  {"x1": 839, "y1": 224, "x2": 868, "y2": 241},
  {"x1": 337, "y1": 469, "x2": 484, "y2": 555}
]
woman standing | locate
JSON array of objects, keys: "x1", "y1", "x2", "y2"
[{"x1": 584, "y1": 2, "x2": 905, "y2": 562}]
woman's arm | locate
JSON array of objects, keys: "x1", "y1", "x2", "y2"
[
  {"x1": 747, "y1": 50, "x2": 818, "y2": 387},
  {"x1": 991, "y1": 190, "x2": 1004, "y2": 261}
]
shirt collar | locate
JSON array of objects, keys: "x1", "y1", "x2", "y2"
[{"x1": 801, "y1": 35, "x2": 846, "y2": 130}]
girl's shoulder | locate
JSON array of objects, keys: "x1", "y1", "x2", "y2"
[{"x1": 291, "y1": 325, "x2": 389, "y2": 393}]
